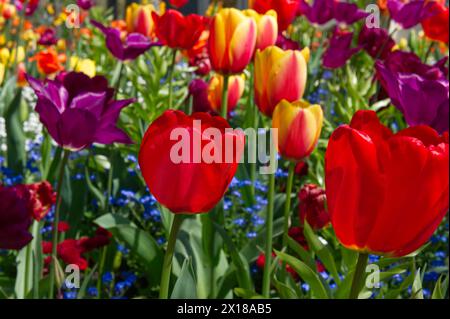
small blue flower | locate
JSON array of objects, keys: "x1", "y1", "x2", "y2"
[
  {"x1": 102, "y1": 272, "x2": 113, "y2": 285},
  {"x1": 63, "y1": 291, "x2": 77, "y2": 299},
  {"x1": 246, "y1": 231, "x2": 257, "y2": 239},
  {"x1": 233, "y1": 218, "x2": 246, "y2": 227},
  {"x1": 87, "y1": 287, "x2": 98, "y2": 297}
]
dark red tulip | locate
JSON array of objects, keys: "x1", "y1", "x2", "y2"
[
  {"x1": 288, "y1": 226, "x2": 308, "y2": 249},
  {"x1": 358, "y1": 25, "x2": 395, "y2": 60},
  {"x1": 78, "y1": 227, "x2": 112, "y2": 252},
  {"x1": 138, "y1": 110, "x2": 245, "y2": 213},
  {"x1": 152, "y1": 9, "x2": 208, "y2": 50},
  {"x1": 325, "y1": 110, "x2": 449, "y2": 257},
  {"x1": 298, "y1": 184, "x2": 330, "y2": 230},
  {"x1": 0, "y1": 185, "x2": 33, "y2": 250}
]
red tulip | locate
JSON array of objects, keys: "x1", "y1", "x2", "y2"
[
  {"x1": 152, "y1": 9, "x2": 208, "y2": 50},
  {"x1": 421, "y1": 1, "x2": 449, "y2": 44},
  {"x1": 138, "y1": 110, "x2": 245, "y2": 213},
  {"x1": 27, "y1": 181, "x2": 56, "y2": 221},
  {"x1": 249, "y1": 0, "x2": 300, "y2": 31},
  {"x1": 298, "y1": 184, "x2": 330, "y2": 230},
  {"x1": 325, "y1": 110, "x2": 449, "y2": 257},
  {"x1": 169, "y1": 0, "x2": 189, "y2": 8}
]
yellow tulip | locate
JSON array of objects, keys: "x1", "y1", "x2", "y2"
[
  {"x1": 126, "y1": 2, "x2": 163, "y2": 37},
  {"x1": 70, "y1": 56, "x2": 96, "y2": 78},
  {"x1": 243, "y1": 9, "x2": 278, "y2": 51},
  {"x1": 207, "y1": 74, "x2": 245, "y2": 114},
  {"x1": 272, "y1": 99, "x2": 323, "y2": 161},
  {"x1": 254, "y1": 45, "x2": 308, "y2": 117},
  {"x1": 208, "y1": 8, "x2": 257, "y2": 74}
]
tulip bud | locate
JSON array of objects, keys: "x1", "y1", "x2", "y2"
[
  {"x1": 255, "y1": 46, "x2": 308, "y2": 117},
  {"x1": 272, "y1": 99, "x2": 323, "y2": 161},
  {"x1": 243, "y1": 9, "x2": 278, "y2": 51},
  {"x1": 298, "y1": 184, "x2": 330, "y2": 230},
  {"x1": 16, "y1": 62, "x2": 27, "y2": 87},
  {"x1": 208, "y1": 8, "x2": 257, "y2": 74},
  {"x1": 208, "y1": 74, "x2": 245, "y2": 115},
  {"x1": 126, "y1": 3, "x2": 156, "y2": 37}
]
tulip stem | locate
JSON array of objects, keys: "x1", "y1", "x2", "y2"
[
  {"x1": 248, "y1": 63, "x2": 258, "y2": 197},
  {"x1": 159, "y1": 214, "x2": 184, "y2": 299},
  {"x1": 282, "y1": 161, "x2": 296, "y2": 248},
  {"x1": 349, "y1": 252, "x2": 369, "y2": 299},
  {"x1": 49, "y1": 149, "x2": 70, "y2": 299},
  {"x1": 262, "y1": 148, "x2": 276, "y2": 298},
  {"x1": 220, "y1": 74, "x2": 230, "y2": 119},
  {"x1": 168, "y1": 49, "x2": 177, "y2": 109}
]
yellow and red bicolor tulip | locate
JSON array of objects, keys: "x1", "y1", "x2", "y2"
[
  {"x1": 208, "y1": 74, "x2": 245, "y2": 114},
  {"x1": 125, "y1": 3, "x2": 160, "y2": 37},
  {"x1": 244, "y1": 9, "x2": 278, "y2": 51},
  {"x1": 254, "y1": 46, "x2": 308, "y2": 117},
  {"x1": 208, "y1": 8, "x2": 257, "y2": 74},
  {"x1": 272, "y1": 99, "x2": 323, "y2": 161}
]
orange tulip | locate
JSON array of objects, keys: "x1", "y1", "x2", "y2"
[
  {"x1": 272, "y1": 99, "x2": 323, "y2": 161},
  {"x1": 31, "y1": 49, "x2": 64, "y2": 75},
  {"x1": 208, "y1": 8, "x2": 257, "y2": 74},
  {"x1": 254, "y1": 46, "x2": 308, "y2": 117},
  {"x1": 244, "y1": 9, "x2": 278, "y2": 51},
  {"x1": 208, "y1": 74, "x2": 245, "y2": 114}
]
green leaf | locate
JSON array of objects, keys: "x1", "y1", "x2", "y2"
[
  {"x1": 77, "y1": 265, "x2": 98, "y2": 299},
  {"x1": 272, "y1": 276, "x2": 298, "y2": 299},
  {"x1": 175, "y1": 218, "x2": 228, "y2": 298},
  {"x1": 432, "y1": 274, "x2": 447, "y2": 299},
  {"x1": 84, "y1": 166, "x2": 106, "y2": 208},
  {"x1": 213, "y1": 222, "x2": 253, "y2": 291},
  {"x1": 4, "y1": 89, "x2": 26, "y2": 173},
  {"x1": 286, "y1": 236, "x2": 316, "y2": 271},
  {"x1": 275, "y1": 250, "x2": 329, "y2": 299},
  {"x1": 412, "y1": 269, "x2": 424, "y2": 299},
  {"x1": 303, "y1": 222, "x2": 341, "y2": 285},
  {"x1": 233, "y1": 288, "x2": 264, "y2": 299},
  {"x1": 94, "y1": 214, "x2": 163, "y2": 285},
  {"x1": 171, "y1": 257, "x2": 197, "y2": 299}
]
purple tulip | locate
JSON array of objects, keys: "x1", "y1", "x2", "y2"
[
  {"x1": 299, "y1": 0, "x2": 368, "y2": 25},
  {"x1": 387, "y1": 0, "x2": 432, "y2": 29},
  {"x1": 333, "y1": 1, "x2": 369, "y2": 25},
  {"x1": 189, "y1": 79, "x2": 213, "y2": 114},
  {"x1": 38, "y1": 28, "x2": 58, "y2": 46},
  {"x1": 299, "y1": 0, "x2": 335, "y2": 25},
  {"x1": 77, "y1": 0, "x2": 95, "y2": 10},
  {"x1": 27, "y1": 72, "x2": 135, "y2": 150},
  {"x1": 91, "y1": 20, "x2": 158, "y2": 61},
  {"x1": 375, "y1": 51, "x2": 449, "y2": 134},
  {"x1": 358, "y1": 25, "x2": 395, "y2": 60},
  {"x1": 276, "y1": 34, "x2": 301, "y2": 51},
  {"x1": 323, "y1": 29, "x2": 360, "y2": 69},
  {"x1": 15, "y1": 0, "x2": 39, "y2": 16},
  {"x1": 0, "y1": 185, "x2": 33, "y2": 250}
]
